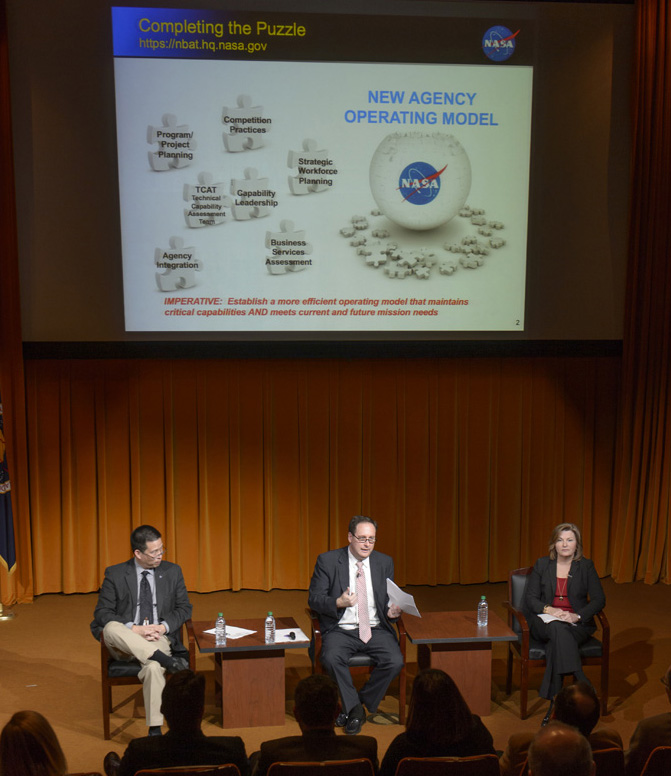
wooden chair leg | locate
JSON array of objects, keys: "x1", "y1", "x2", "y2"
[
  {"x1": 506, "y1": 646, "x2": 513, "y2": 694},
  {"x1": 102, "y1": 683, "x2": 111, "y2": 740},
  {"x1": 520, "y1": 658, "x2": 529, "y2": 720},
  {"x1": 399, "y1": 666, "x2": 406, "y2": 725}
]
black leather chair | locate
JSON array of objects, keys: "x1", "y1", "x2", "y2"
[
  {"x1": 305, "y1": 608, "x2": 407, "y2": 724},
  {"x1": 100, "y1": 619, "x2": 196, "y2": 739},
  {"x1": 503, "y1": 567, "x2": 609, "y2": 718}
]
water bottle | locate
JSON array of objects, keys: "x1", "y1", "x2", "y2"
[
  {"x1": 477, "y1": 596, "x2": 489, "y2": 627},
  {"x1": 264, "y1": 611, "x2": 276, "y2": 644},
  {"x1": 215, "y1": 612, "x2": 226, "y2": 646}
]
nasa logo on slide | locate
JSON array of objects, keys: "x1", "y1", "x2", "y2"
[
  {"x1": 369, "y1": 132, "x2": 471, "y2": 231},
  {"x1": 482, "y1": 25, "x2": 518, "y2": 62}
]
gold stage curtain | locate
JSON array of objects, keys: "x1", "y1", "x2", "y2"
[
  {"x1": 611, "y1": 0, "x2": 671, "y2": 584},
  {"x1": 24, "y1": 356, "x2": 619, "y2": 595}
]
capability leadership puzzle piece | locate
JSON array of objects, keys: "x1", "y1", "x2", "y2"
[
  {"x1": 182, "y1": 172, "x2": 232, "y2": 228},
  {"x1": 230, "y1": 167, "x2": 275, "y2": 220},
  {"x1": 265, "y1": 219, "x2": 313, "y2": 275},
  {"x1": 222, "y1": 95, "x2": 268, "y2": 152},
  {"x1": 147, "y1": 113, "x2": 196, "y2": 171},
  {"x1": 287, "y1": 138, "x2": 333, "y2": 195},
  {"x1": 154, "y1": 236, "x2": 202, "y2": 291}
]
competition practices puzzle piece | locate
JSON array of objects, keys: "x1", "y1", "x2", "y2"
[
  {"x1": 183, "y1": 172, "x2": 232, "y2": 228},
  {"x1": 147, "y1": 113, "x2": 196, "y2": 171},
  {"x1": 222, "y1": 95, "x2": 268, "y2": 153},
  {"x1": 230, "y1": 167, "x2": 275, "y2": 220},
  {"x1": 155, "y1": 236, "x2": 202, "y2": 291},
  {"x1": 265, "y1": 219, "x2": 313, "y2": 275},
  {"x1": 287, "y1": 138, "x2": 334, "y2": 195}
]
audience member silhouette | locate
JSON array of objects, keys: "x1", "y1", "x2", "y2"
[
  {"x1": 528, "y1": 722, "x2": 595, "y2": 776},
  {"x1": 626, "y1": 664, "x2": 671, "y2": 776},
  {"x1": 0, "y1": 710, "x2": 67, "y2": 776},
  {"x1": 378, "y1": 668, "x2": 495, "y2": 776}
]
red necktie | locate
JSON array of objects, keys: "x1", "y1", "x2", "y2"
[{"x1": 356, "y1": 561, "x2": 372, "y2": 644}]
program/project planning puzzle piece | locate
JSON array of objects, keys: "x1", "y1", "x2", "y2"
[
  {"x1": 183, "y1": 172, "x2": 232, "y2": 227},
  {"x1": 287, "y1": 138, "x2": 335, "y2": 195},
  {"x1": 230, "y1": 167, "x2": 276, "y2": 220},
  {"x1": 222, "y1": 95, "x2": 269, "y2": 152},
  {"x1": 154, "y1": 236, "x2": 201, "y2": 290},
  {"x1": 264, "y1": 219, "x2": 313, "y2": 274},
  {"x1": 147, "y1": 113, "x2": 196, "y2": 170}
]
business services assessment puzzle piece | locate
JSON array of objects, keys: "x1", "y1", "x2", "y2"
[
  {"x1": 147, "y1": 113, "x2": 196, "y2": 171},
  {"x1": 183, "y1": 172, "x2": 232, "y2": 228},
  {"x1": 265, "y1": 219, "x2": 313, "y2": 275},
  {"x1": 222, "y1": 94, "x2": 269, "y2": 153},
  {"x1": 154, "y1": 236, "x2": 202, "y2": 291}
]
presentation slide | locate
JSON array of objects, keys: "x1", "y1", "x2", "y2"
[{"x1": 112, "y1": 8, "x2": 533, "y2": 333}]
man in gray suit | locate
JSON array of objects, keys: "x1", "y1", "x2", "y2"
[
  {"x1": 91, "y1": 524, "x2": 192, "y2": 735},
  {"x1": 308, "y1": 516, "x2": 403, "y2": 735}
]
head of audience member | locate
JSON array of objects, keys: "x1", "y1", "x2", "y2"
[
  {"x1": 160, "y1": 670, "x2": 205, "y2": 733},
  {"x1": 347, "y1": 516, "x2": 378, "y2": 562},
  {"x1": 528, "y1": 721, "x2": 595, "y2": 776},
  {"x1": 0, "y1": 710, "x2": 67, "y2": 776},
  {"x1": 293, "y1": 675, "x2": 341, "y2": 732},
  {"x1": 131, "y1": 524, "x2": 164, "y2": 570},
  {"x1": 406, "y1": 669, "x2": 473, "y2": 748},
  {"x1": 552, "y1": 682, "x2": 600, "y2": 737}
]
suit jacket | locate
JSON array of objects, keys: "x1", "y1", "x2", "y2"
[
  {"x1": 90, "y1": 558, "x2": 192, "y2": 650},
  {"x1": 525, "y1": 556, "x2": 605, "y2": 631},
  {"x1": 253, "y1": 728, "x2": 378, "y2": 776},
  {"x1": 500, "y1": 727, "x2": 623, "y2": 776},
  {"x1": 119, "y1": 729, "x2": 249, "y2": 776},
  {"x1": 307, "y1": 547, "x2": 396, "y2": 637},
  {"x1": 625, "y1": 711, "x2": 671, "y2": 776}
]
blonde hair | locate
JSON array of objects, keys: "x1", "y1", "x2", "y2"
[
  {"x1": 0, "y1": 711, "x2": 67, "y2": 776},
  {"x1": 548, "y1": 523, "x2": 583, "y2": 561}
]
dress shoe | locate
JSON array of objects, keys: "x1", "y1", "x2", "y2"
[
  {"x1": 541, "y1": 700, "x2": 554, "y2": 727},
  {"x1": 148, "y1": 725, "x2": 163, "y2": 736},
  {"x1": 335, "y1": 711, "x2": 348, "y2": 727},
  {"x1": 345, "y1": 704, "x2": 366, "y2": 735},
  {"x1": 103, "y1": 751, "x2": 121, "y2": 776},
  {"x1": 165, "y1": 655, "x2": 189, "y2": 674}
]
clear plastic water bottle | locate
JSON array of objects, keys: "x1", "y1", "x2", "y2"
[
  {"x1": 264, "y1": 611, "x2": 276, "y2": 644},
  {"x1": 477, "y1": 595, "x2": 489, "y2": 627},
  {"x1": 215, "y1": 612, "x2": 226, "y2": 646}
]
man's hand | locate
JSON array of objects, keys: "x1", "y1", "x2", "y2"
[
  {"x1": 387, "y1": 604, "x2": 402, "y2": 619},
  {"x1": 336, "y1": 587, "x2": 358, "y2": 609},
  {"x1": 131, "y1": 623, "x2": 166, "y2": 641}
]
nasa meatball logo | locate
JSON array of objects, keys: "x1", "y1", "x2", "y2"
[
  {"x1": 398, "y1": 161, "x2": 447, "y2": 206},
  {"x1": 482, "y1": 25, "x2": 519, "y2": 63}
]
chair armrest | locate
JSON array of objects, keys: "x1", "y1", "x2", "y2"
[
  {"x1": 395, "y1": 615, "x2": 407, "y2": 658},
  {"x1": 183, "y1": 618, "x2": 196, "y2": 669},
  {"x1": 502, "y1": 600, "x2": 530, "y2": 654},
  {"x1": 595, "y1": 609, "x2": 609, "y2": 652},
  {"x1": 305, "y1": 607, "x2": 322, "y2": 658}
]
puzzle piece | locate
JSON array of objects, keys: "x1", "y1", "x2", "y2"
[
  {"x1": 230, "y1": 168, "x2": 275, "y2": 220},
  {"x1": 287, "y1": 139, "x2": 333, "y2": 195},
  {"x1": 265, "y1": 219, "x2": 313, "y2": 274},
  {"x1": 154, "y1": 236, "x2": 201, "y2": 291},
  {"x1": 183, "y1": 172, "x2": 231, "y2": 228},
  {"x1": 147, "y1": 114, "x2": 195, "y2": 171},
  {"x1": 222, "y1": 95, "x2": 267, "y2": 152}
]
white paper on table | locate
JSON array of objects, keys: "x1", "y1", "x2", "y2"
[
  {"x1": 275, "y1": 627, "x2": 309, "y2": 643},
  {"x1": 386, "y1": 578, "x2": 421, "y2": 617},
  {"x1": 537, "y1": 613, "x2": 577, "y2": 626},
  {"x1": 203, "y1": 625, "x2": 257, "y2": 639}
]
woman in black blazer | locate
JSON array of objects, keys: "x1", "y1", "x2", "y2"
[{"x1": 525, "y1": 522, "x2": 605, "y2": 722}]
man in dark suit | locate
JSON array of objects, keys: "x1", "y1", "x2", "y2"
[
  {"x1": 307, "y1": 516, "x2": 403, "y2": 735},
  {"x1": 625, "y1": 664, "x2": 671, "y2": 776},
  {"x1": 91, "y1": 524, "x2": 192, "y2": 735},
  {"x1": 252, "y1": 675, "x2": 378, "y2": 776},
  {"x1": 105, "y1": 670, "x2": 249, "y2": 776}
]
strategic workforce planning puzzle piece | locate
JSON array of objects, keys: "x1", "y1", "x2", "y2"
[
  {"x1": 147, "y1": 113, "x2": 196, "y2": 171},
  {"x1": 230, "y1": 167, "x2": 276, "y2": 220},
  {"x1": 222, "y1": 95, "x2": 269, "y2": 153},
  {"x1": 287, "y1": 138, "x2": 336, "y2": 195},
  {"x1": 265, "y1": 219, "x2": 313, "y2": 275},
  {"x1": 154, "y1": 236, "x2": 202, "y2": 291},
  {"x1": 183, "y1": 172, "x2": 232, "y2": 228}
]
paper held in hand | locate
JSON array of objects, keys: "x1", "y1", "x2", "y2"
[
  {"x1": 386, "y1": 578, "x2": 422, "y2": 618},
  {"x1": 538, "y1": 613, "x2": 577, "y2": 626}
]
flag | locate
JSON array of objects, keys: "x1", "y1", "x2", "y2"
[{"x1": 0, "y1": 399, "x2": 16, "y2": 573}]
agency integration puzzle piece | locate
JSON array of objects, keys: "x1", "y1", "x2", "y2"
[
  {"x1": 230, "y1": 167, "x2": 275, "y2": 220},
  {"x1": 287, "y1": 139, "x2": 334, "y2": 195},
  {"x1": 183, "y1": 172, "x2": 232, "y2": 228},
  {"x1": 265, "y1": 219, "x2": 313, "y2": 275},
  {"x1": 154, "y1": 236, "x2": 202, "y2": 291},
  {"x1": 147, "y1": 114, "x2": 196, "y2": 171},
  {"x1": 222, "y1": 95, "x2": 267, "y2": 153}
]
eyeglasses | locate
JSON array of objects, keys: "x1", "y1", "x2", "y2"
[
  {"x1": 142, "y1": 546, "x2": 165, "y2": 558},
  {"x1": 353, "y1": 536, "x2": 376, "y2": 545}
]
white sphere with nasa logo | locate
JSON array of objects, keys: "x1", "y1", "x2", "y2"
[{"x1": 369, "y1": 132, "x2": 471, "y2": 231}]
